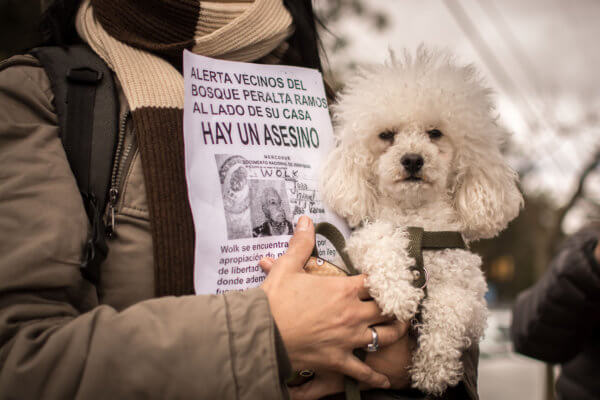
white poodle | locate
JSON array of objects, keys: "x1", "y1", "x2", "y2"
[{"x1": 320, "y1": 48, "x2": 523, "y2": 395}]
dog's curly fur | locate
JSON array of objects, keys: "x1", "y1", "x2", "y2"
[{"x1": 320, "y1": 48, "x2": 523, "y2": 394}]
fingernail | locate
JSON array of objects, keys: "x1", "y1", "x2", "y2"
[
  {"x1": 296, "y1": 216, "x2": 310, "y2": 231},
  {"x1": 381, "y1": 379, "x2": 391, "y2": 388},
  {"x1": 261, "y1": 257, "x2": 274, "y2": 266}
]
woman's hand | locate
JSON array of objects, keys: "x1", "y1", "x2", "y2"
[
  {"x1": 260, "y1": 216, "x2": 402, "y2": 389},
  {"x1": 363, "y1": 320, "x2": 414, "y2": 388},
  {"x1": 286, "y1": 321, "x2": 414, "y2": 400}
]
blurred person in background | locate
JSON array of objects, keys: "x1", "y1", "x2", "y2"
[{"x1": 511, "y1": 223, "x2": 600, "y2": 400}]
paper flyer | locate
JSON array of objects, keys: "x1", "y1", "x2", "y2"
[{"x1": 183, "y1": 50, "x2": 349, "y2": 295}]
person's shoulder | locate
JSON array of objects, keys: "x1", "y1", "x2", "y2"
[
  {"x1": 0, "y1": 54, "x2": 54, "y2": 105},
  {"x1": 570, "y1": 223, "x2": 600, "y2": 245},
  {"x1": 556, "y1": 223, "x2": 599, "y2": 263}
]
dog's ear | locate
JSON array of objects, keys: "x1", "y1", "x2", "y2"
[
  {"x1": 320, "y1": 142, "x2": 378, "y2": 228},
  {"x1": 453, "y1": 128, "x2": 523, "y2": 240}
]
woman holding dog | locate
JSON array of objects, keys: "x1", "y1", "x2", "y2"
[{"x1": 0, "y1": 0, "x2": 477, "y2": 399}]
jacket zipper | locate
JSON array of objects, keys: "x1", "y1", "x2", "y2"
[{"x1": 106, "y1": 110, "x2": 135, "y2": 238}]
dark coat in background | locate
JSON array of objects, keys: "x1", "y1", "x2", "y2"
[{"x1": 511, "y1": 225, "x2": 600, "y2": 400}]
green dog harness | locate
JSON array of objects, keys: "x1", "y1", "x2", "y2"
[
  {"x1": 306, "y1": 223, "x2": 466, "y2": 400},
  {"x1": 406, "y1": 227, "x2": 466, "y2": 332}
]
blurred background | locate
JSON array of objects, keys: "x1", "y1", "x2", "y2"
[{"x1": 1, "y1": 1, "x2": 599, "y2": 399}]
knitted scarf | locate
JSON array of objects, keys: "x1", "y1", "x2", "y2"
[{"x1": 76, "y1": 0, "x2": 293, "y2": 296}]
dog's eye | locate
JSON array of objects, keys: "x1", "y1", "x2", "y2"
[
  {"x1": 427, "y1": 129, "x2": 443, "y2": 140},
  {"x1": 378, "y1": 130, "x2": 396, "y2": 141}
]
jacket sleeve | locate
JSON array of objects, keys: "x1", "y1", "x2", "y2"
[
  {"x1": 510, "y1": 228, "x2": 600, "y2": 363},
  {"x1": 0, "y1": 57, "x2": 289, "y2": 400}
]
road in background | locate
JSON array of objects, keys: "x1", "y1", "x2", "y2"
[{"x1": 478, "y1": 308, "x2": 548, "y2": 400}]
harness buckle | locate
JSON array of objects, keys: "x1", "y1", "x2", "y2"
[{"x1": 410, "y1": 266, "x2": 428, "y2": 289}]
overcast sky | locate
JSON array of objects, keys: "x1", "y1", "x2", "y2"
[{"x1": 317, "y1": 0, "x2": 600, "y2": 231}]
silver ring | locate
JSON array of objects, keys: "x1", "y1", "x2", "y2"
[
  {"x1": 365, "y1": 327, "x2": 379, "y2": 352},
  {"x1": 298, "y1": 369, "x2": 314, "y2": 378}
]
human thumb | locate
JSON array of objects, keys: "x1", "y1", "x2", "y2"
[
  {"x1": 280, "y1": 215, "x2": 315, "y2": 272},
  {"x1": 259, "y1": 257, "x2": 275, "y2": 274}
]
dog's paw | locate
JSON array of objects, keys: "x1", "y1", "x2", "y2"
[
  {"x1": 366, "y1": 274, "x2": 423, "y2": 321},
  {"x1": 346, "y1": 222, "x2": 423, "y2": 319},
  {"x1": 345, "y1": 221, "x2": 412, "y2": 275},
  {"x1": 410, "y1": 344, "x2": 464, "y2": 395}
]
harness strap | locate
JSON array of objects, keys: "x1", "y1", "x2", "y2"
[
  {"x1": 407, "y1": 228, "x2": 466, "y2": 289},
  {"x1": 407, "y1": 227, "x2": 466, "y2": 333},
  {"x1": 311, "y1": 222, "x2": 362, "y2": 400},
  {"x1": 407, "y1": 227, "x2": 426, "y2": 289},
  {"x1": 422, "y1": 230, "x2": 467, "y2": 249},
  {"x1": 30, "y1": 45, "x2": 118, "y2": 284},
  {"x1": 312, "y1": 222, "x2": 359, "y2": 275}
]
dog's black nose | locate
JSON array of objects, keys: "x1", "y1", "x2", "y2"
[{"x1": 401, "y1": 154, "x2": 424, "y2": 174}]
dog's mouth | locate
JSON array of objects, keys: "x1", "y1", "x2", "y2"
[
  {"x1": 394, "y1": 174, "x2": 427, "y2": 184},
  {"x1": 392, "y1": 173, "x2": 430, "y2": 185}
]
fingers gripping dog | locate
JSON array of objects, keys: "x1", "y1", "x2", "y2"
[{"x1": 320, "y1": 47, "x2": 523, "y2": 395}]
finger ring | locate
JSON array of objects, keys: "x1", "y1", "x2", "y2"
[
  {"x1": 365, "y1": 327, "x2": 379, "y2": 352},
  {"x1": 298, "y1": 369, "x2": 314, "y2": 378}
]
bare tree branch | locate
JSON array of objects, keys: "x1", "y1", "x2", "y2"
[
  {"x1": 556, "y1": 148, "x2": 600, "y2": 226},
  {"x1": 546, "y1": 148, "x2": 600, "y2": 255},
  {"x1": 581, "y1": 196, "x2": 600, "y2": 211}
]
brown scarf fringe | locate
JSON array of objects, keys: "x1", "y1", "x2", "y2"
[
  {"x1": 133, "y1": 108, "x2": 195, "y2": 296},
  {"x1": 91, "y1": 0, "x2": 199, "y2": 67}
]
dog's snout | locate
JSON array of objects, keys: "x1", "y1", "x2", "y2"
[{"x1": 401, "y1": 154, "x2": 424, "y2": 174}]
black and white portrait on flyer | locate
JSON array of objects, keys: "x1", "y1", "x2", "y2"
[{"x1": 183, "y1": 51, "x2": 349, "y2": 295}]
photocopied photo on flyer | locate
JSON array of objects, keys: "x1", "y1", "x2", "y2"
[{"x1": 183, "y1": 51, "x2": 349, "y2": 295}]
